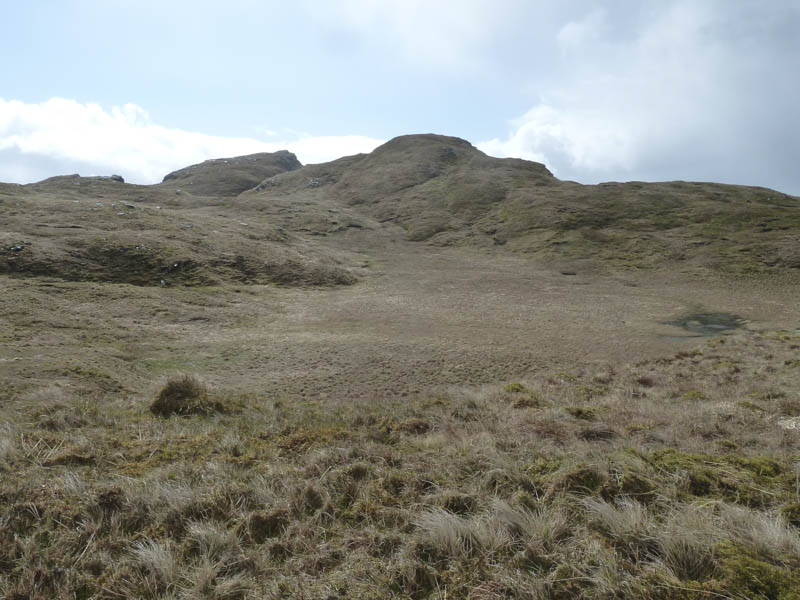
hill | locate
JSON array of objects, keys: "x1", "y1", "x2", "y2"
[
  {"x1": 158, "y1": 150, "x2": 301, "y2": 196},
  {"x1": 0, "y1": 164, "x2": 357, "y2": 287},
  {"x1": 246, "y1": 134, "x2": 800, "y2": 276},
  {"x1": 3, "y1": 135, "x2": 799, "y2": 287}
]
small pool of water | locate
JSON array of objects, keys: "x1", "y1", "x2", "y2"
[{"x1": 664, "y1": 312, "x2": 747, "y2": 337}]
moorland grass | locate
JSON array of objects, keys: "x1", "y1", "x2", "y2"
[{"x1": 1, "y1": 330, "x2": 799, "y2": 598}]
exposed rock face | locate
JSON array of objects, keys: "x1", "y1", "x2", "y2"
[{"x1": 160, "y1": 150, "x2": 302, "y2": 196}]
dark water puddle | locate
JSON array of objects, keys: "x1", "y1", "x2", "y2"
[{"x1": 664, "y1": 312, "x2": 747, "y2": 337}]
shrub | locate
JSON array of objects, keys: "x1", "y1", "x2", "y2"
[
  {"x1": 398, "y1": 418, "x2": 431, "y2": 434},
  {"x1": 149, "y1": 374, "x2": 224, "y2": 417},
  {"x1": 504, "y1": 382, "x2": 529, "y2": 394},
  {"x1": 514, "y1": 394, "x2": 547, "y2": 409},
  {"x1": 566, "y1": 406, "x2": 596, "y2": 421},
  {"x1": 501, "y1": 382, "x2": 547, "y2": 408}
]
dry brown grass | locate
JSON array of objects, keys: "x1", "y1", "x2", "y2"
[{"x1": 1, "y1": 329, "x2": 799, "y2": 598}]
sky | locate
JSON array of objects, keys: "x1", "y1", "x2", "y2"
[{"x1": 1, "y1": 0, "x2": 799, "y2": 194}]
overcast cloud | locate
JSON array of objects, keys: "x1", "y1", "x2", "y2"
[
  {"x1": 1, "y1": 1, "x2": 798, "y2": 193},
  {"x1": 479, "y1": 1, "x2": 800, "y2": 193}
]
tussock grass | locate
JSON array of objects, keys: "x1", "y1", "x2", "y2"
[
  {"x1": 1, "y1": 330, "x2": 800, "y2": 598},
  {"x1": 150, "y1": 374, "x2": 229, "y2": 417}
]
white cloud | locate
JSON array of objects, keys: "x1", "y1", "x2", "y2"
[
  {"x1": 480, "y1": 103, "x2": 639, "y2": 175},
  {"x1": 479, "y1": 1, "x2": 800, "y2": 194},
  {"x1": 0, "y1": 98, "x2": 384, "y2": 184},
  {"x1": 280, "y1": 134, "x2": 384, "y2": 165}
]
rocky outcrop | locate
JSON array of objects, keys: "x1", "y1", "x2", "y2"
[{"x1": 159, "y1": 150, "x2": 302, "y2": 196}]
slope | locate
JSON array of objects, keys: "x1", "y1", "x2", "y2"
[
  {"x1": 0, "y1": 169, "x2": 357, "y2": 287},
  {"x1": 245, "y1": 134, "x2": 800, "y2": 277}
]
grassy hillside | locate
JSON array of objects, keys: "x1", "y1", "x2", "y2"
[
  {"x1": 4, "y1": 135, "x2": 799, "y2": 287},
  {"x1": 249, "y1": 134, "x2": 800, "y2": 276},
  {"x1": 0, "y1": 171, "x2": 358, "y2": 287}
]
